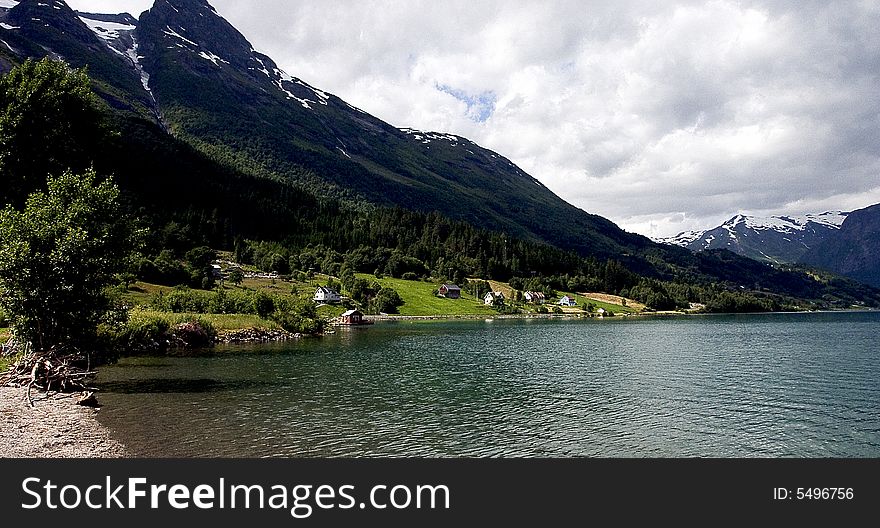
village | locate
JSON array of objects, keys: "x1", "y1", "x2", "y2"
[{"x1": 313, "y1": 279, "x2": 627, "y2": 326}]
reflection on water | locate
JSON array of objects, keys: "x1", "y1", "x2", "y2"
[{"x1": 96, "y1": 312, "x2": 880, "y2": 457}]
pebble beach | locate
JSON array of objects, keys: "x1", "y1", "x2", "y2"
[{"x1": 0, "y1": 387, "x2": 127, "y2": 458}]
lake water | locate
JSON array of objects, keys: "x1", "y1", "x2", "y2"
[{"x1": 95, "y1": 312, "x2": 880, "y2": 457}]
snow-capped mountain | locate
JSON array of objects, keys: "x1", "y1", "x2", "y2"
[
  {"x1": 0, "y1": 0, "x2": 651, "y2": 260},
  {"x1": 801, "y1": 204, "x2": 880, "y2": 288},
  {"x1": 656, "y1": 211, "x2": 849, "y2": 263}
]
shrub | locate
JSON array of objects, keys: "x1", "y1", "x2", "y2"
[
  {"x1": 172, "y1": 320, "x2": 216, "y2": 348},
  {"x1": 271, "y1": 299, "x2": 325, "y2": 334},
  {"x1": 253, "y1": 292, "x2": 275, "y2": 319},
  {"x1": 153, "y1": 288, "x2": 212, "y2": 313},
  {"x1": 371, "y1": 287, "x2": 404, "y2": 314},
  {"x1": 111, "y1": 311, "x2": 172, "y2": 351}
]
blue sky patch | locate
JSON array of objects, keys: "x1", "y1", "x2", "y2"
[{"x1": 436, "y1": 84, "x2": 497, "y2": 123}]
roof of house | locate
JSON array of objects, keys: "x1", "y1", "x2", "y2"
[
  {"x1": 441, "y1": 284, "x2": 461, "y2": 290},
  {"x1": 486, "y1": 291, "x2": 505, "y2": 298},
  {"x1": 341, "y1": 309, "x2": 362, "y2": 317},
  {"x1": 316, "y1": 286, "x2": 339, "y2": 294}
]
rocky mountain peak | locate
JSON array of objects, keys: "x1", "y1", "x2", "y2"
[
  {"x1": 6, "y1": 0, "x2": 94, "y2": 43},
  {"x1": 139, "y1": 0, "x2": 333, "y2": 110},
  {"x1": 655, "y1": 210, "x2": 852, "y2": 264}
]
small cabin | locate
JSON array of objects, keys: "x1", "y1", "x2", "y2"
[
  {"x1": 438, "y1": 284, "x2": 462, "y2": 299},
  {"x1": 558, "y1": 295, "x2": 577, "y2": 307},
  {"x1": 484, "y1": 291, "x2": 505, "y2": 306},
  {"x1": 210, "y1": 264, "x2": 223, "y2": 278},
  {"x1": 524, "y1": 291, "x2": 546, "y2": 304},
  {"x1": 314, "y1": 286, "x2": 342, "y2": 304},
  {"x1": 340, "y1": 309, "x2": 365, "y2": 325}
]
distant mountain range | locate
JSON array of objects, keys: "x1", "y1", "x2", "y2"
[
  {"x1": 656, "y1": 211, "x2": 849, "y2": 263},
  {"x1": 656, "y1": 207, "x2": 880, "y2": 287},
  {"x1": 801, "y1": 204, "x2": 880, "y2": 288}
]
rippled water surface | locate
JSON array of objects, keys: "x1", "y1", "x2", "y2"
[{"x1": 95, "y1": 312, "x2": 880, "y2": 457}]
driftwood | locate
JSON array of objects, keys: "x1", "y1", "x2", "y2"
[
  {"x1": 0, "y1": 347, "x2": 97, "y2": 407},
  {"x1": 75, "y1": 391, "x2": 100, "y2": 408}
]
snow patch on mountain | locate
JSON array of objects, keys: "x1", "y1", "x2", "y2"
[
  {"x1": 266, "y1": 65, "x2": 329, "y2": 109},
  {"x1": 741, "y1": 211, "x2": 848, "y2": 232},
  {"x1": 0, "y1": 22, "x2": 20, "y2": 30},
  {"x1": 78, "y1": 16, "x2": 135, "y2": 41},
  {"x1": 74, "y1": 13, "x2": 152, "y2": 96},
  {"x1": 32, "y1": 1, "x2": 65, "y2": 11},
  {"x1": 125, "y1": 36, "x2": 151, "y2": 93},
  {"x1": 345, "y1": 102, "x2": 367, "y2": 114},
  {"x1": 197, "y1": 49, "x2": 227, "y2": 66},
  {"x1": 0, "y1": 1, "x2": 19, "y2": 10},
  {"x1": 657, "y1": 230, "x2": 703, "y2": 247},
  {"x1": 399, "y1": 128, "x2": 461, "y2": 146},
  {"x1": 163, "y1": 25, "x2": 197, "y2": 47}
]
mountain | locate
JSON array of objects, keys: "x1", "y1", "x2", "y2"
[
  {"x1": 0, "y1": 0, "x2": 651, "y2": 256},
  {"x1": 2, "y1": 0, "x2": 879, "y2": 309},
  {"x1": 106, "y1": 0, "x2": 654, "y2": 259},
  {"x1": 656, "y1": 211, "x2": 849, "y2": 263},
  {"x1": 800, "y1": 204, "x2": 880, "y2": 287}
]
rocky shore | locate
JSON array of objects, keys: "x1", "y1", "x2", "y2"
[
  {"x1": 0, "y1": 387, "x2": 127, "y2": 458},
  {"x1": 216, "y1": 328, "x2": 301, "y2": 344}
]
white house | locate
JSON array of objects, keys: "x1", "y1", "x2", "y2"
[
  {"x1": 484, "y1": 291, "x2": 505, "y2": 306},
  {"x1": 558, "y1": 295, "x2": 577, "y2": 307},
  {"x1": 314, "y1": 286, "x2": 342, "y2": 304},
  {"x1": 523, "y1": 291, "x2": 546, "y2": 304}
]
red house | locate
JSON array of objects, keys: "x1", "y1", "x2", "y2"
[
  {"x1": 438, "y1": 284, "x2": 462, "y2": 299},
  {"x1": 339, "y1": 309, "x2": 372, "y2": 326}
]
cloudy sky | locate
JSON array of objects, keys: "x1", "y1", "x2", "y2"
[{"x1": 67, "y1": 0, "x2": 880, "y2": 237}]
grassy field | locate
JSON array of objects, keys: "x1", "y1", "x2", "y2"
[
  {"x1": 560, "y1": 293, "x2": 638, "y2": 314},
  {"x1": 316, "y1": 304, "x2": 347, "y2": 319},
  {"x1": 359, "y1": 274, "x2": 497, "y2": 316},
  {"x1": 118, "y1": 282, "x2": 174, "y2": 306},
  {"x1": 129, "y1": 309, "x2": 280, "y2": 331},
  {"x1": 581, "y1": 293, "x2": 645, "y2": 312}
]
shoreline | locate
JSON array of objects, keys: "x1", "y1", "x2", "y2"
[
  {"x1": 365, "y1": 311, "x2": 692, "y2": 323},
  {"x1": 364, "y1": 307, "x2": 877, "y2": 324},
  {"x1": 0, "y1": 387, "x2": 128, "y2": 458}
]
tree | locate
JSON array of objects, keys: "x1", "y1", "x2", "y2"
[
  {"x1": 227, "y1": 267, "x2": 245, "y2": 285},
  {"x1": 0, "y1": 59, "x2": 106, "y2": 204},
  {"x1": 0, "y1": 170, "x2": 139, "y2": 352},
  {"x1": 271, "y1": 299, "x2": 324, "y2": 334},
  {"x1": 185, "y1": 245, "x2": 217, "y2": 288},
  {"x1": 371, "y1": 287, "x2": 404, "y2": 314}
]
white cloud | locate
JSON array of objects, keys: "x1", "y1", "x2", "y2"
[{"x1": 67, "y1": 0, "x2": 880, "y2": 237}]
